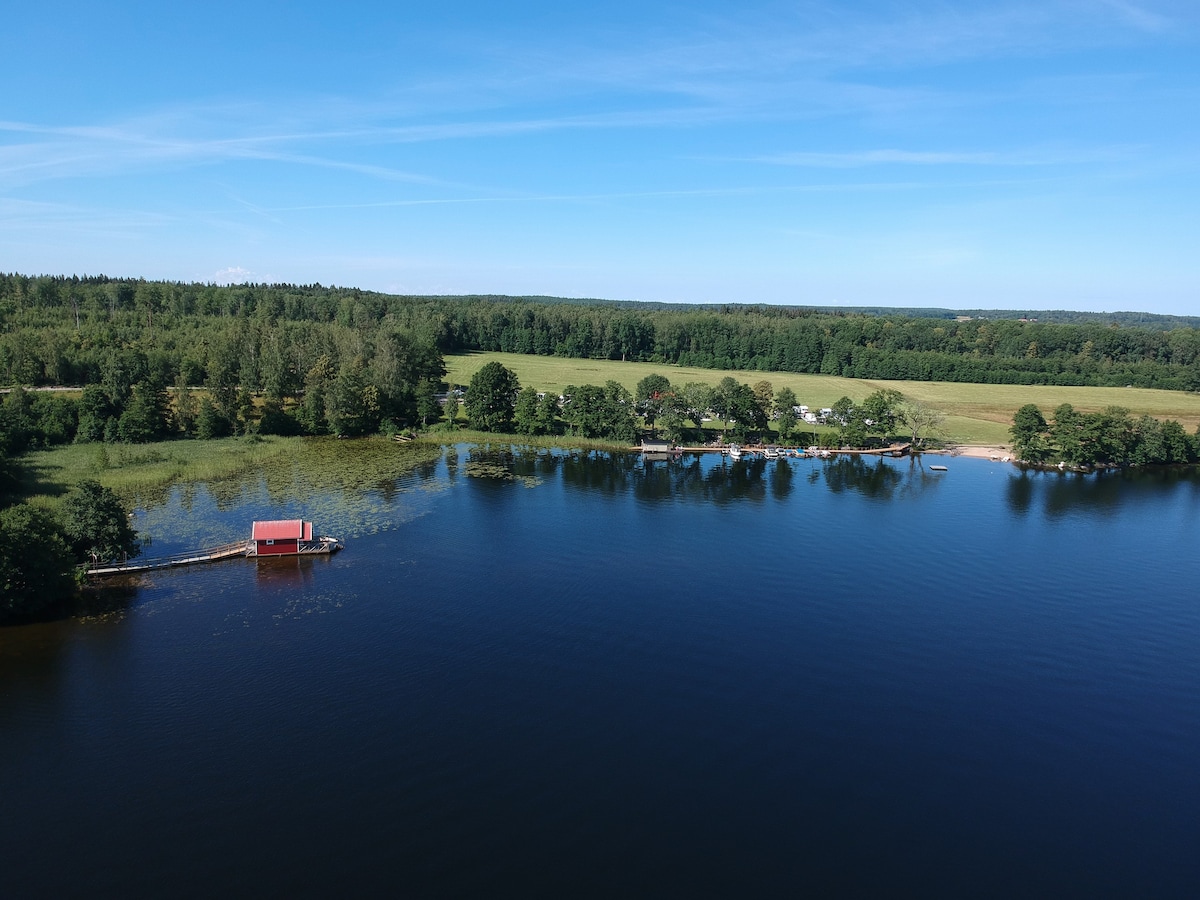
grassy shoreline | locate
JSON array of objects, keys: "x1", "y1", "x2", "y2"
[
  {"x1": 16, "y1": 436, "x2": 302, "y2": 510},
  {"x1": 14, "y1": 432, "x2": 639, "y2": 511},
  {"x1": 14, "y1": 352, "x2": 1200, "y2": 506},
  {"x1": 445, "y1": 351, "x2": 1200, "y2": 445}
]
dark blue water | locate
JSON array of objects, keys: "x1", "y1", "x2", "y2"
[{"x1": 3, "y1": 448, "x2": 1199, "y2": 897}]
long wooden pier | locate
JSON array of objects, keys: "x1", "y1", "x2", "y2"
[
  {"x1": 84, "y1": 540, "x2": 253, "y2": 578},
  {"x1": 835, "y1": 442, "x2": 912, "y2": 457},
  {"x1": 641, "y1": 442, "x2": 912, "y2": 457}
]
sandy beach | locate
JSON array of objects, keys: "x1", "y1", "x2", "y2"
[{"x1": 947, "y1": 445, "x2": 1014, "y2": 461}]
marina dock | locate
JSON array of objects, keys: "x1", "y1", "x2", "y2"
[{"x1": 639, "y1": 442, "x2": 912, "y2": 457}]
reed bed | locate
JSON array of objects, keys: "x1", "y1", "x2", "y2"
[{"x1": 20, "y1": 436, "x2": 300, "y2": 509}]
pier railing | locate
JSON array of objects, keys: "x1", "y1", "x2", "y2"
[{"x1": 83, "y1": 540, "x2": 252, "y2": 577}]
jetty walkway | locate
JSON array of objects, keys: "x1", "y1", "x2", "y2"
[{"x1": 84, "y1": 540, "x2": 252, "y2": 577}]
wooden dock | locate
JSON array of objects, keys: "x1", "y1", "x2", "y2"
[
  {"x1": 639, "y1": 442, "x2": 912, "y2": 457},
  {"x1": 836, "y1": 443, "x2": 912, "y2": 457},
  {"x1": 84, "y1": 540, "x2": 253, "y2": 578},
  {"x1": 85, "y1": 518, "x2": 343, "y2": 579}
]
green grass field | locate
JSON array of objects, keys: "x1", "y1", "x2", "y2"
[{"x1": 446, "y1": 351, "x2": 1200, "y2": 446}]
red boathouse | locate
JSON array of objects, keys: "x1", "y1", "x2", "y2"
[
  {"x1": 248, "y1": 520, "x2": 342, "y2": 557},
  {"x1": 251, "y1": 519, "x2": 315, "y2": 556}
]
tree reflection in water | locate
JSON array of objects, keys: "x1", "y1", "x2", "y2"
[
  {"x1": 1006, "y1": 463, "x2": 1200, "y2": 518},
  {"x1": 465, "y1": 447, "x2": 964, "y2": 505}
]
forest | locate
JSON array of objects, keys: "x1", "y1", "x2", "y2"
[
  {"x1": 4, "y1": 273, "x2": 1200, "y2": 459},
  {"x1": 4, "y1": 276, "x2": 1200, "y2": 403}
]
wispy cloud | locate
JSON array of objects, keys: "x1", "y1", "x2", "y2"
[
  {"x1": 743, "y1": 146, "x2": 1139, "y2": 168},
  {"x1": 0, "y1": 102, "x2": 846, "y2": 191},
  {"x1": 3, "y1": 3, "x2": 1184, "y2": 192},
  {"x1": 0, "y1": 113, "x2": 476, "y2": 190},
  {"x1": 252, "y1": 177, "x2": 1058, "y2": 214},
  {"x1": 3, "y1": 0, "x2": 1192, "y2": 199},
  {"x1": 476, "y1": 1, "x2": 1186, "y2": 102},
  {"x1": 1094, "y1": 0, "x2": 1173, "y2": 33},
  {"x1": 0, "y1": 197, "x2": 172, "y2": 233}
]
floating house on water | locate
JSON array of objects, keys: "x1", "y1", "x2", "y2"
[{"x1": 249, "y1": 520, "x2": 342, "y2": 557}]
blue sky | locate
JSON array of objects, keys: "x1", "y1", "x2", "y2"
[{"x1": 3, "y1": 0, "x2": 1199, "y2": 313}]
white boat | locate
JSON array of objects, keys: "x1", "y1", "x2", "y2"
[
  {"x1": 727, "y1": 445, "x2": 744, "y2": 460},
  {"x1": 929, "y1": 465, "x2": 948, "y2": 471}
]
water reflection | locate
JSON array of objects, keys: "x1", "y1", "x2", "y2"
[
  {"x1": 77, "y1": 583, "x2": 140, "y2": 618},
  {"x1": 253, "y1": 556, "x2": 325, "y2": 590},
  {"x1": 1006, "y1": 471, "x2": 1035, "y2": 515},
  {"x1": 177, "y1": 482, "x2": 198, "y2": 514},
  {"x1": 62, "y1": 442, "x2": 1200, "y2": 628},
  {"x1": 1005, "y1": 465, "x2": 1200, "y2": 518},
  {"x1": 561, "y1": 450, "x2": 639, "y2": 494},
  {"x1": 456, "y1": 447, "x2": 971, "y2": 505},
  {"x1": 413, "y1": 457, "x2": 440, "y2": 483},
  {"x1": 770, "y1": 458, "x2": 795, "y2": 500},
  {"x1": 635, "y1": 453, "x2": 765, "y2": 504},
  {"x1": 821, "y1": 456, "x2": 903, "y2": 499}
]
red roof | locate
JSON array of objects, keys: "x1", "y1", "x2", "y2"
[{"x1": 252, "y1": 520, "x2": 313, "y2": 541}]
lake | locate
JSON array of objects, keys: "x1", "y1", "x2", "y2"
[{"x1": 2, "y1": 445, "x2": 1199, "y2": 897}]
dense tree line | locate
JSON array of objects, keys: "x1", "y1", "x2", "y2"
[
  {"x1": 5, "y1": 276, "x2": 1200, "y2": 399},
  {"x1": 461, "y1": 362, "x2": 640, "y2": 443},
  {"x1": 1010, "y1": 404, "x2": 1200, "y2": 467},
  {"x1": 0, "y1": 472, "x2": 141, "y2": 625},
  {"x1": 0, "y1": 275, "x2": 447, "y2": 446},
  {"x1": 438, "y1": 299, "x2": 1200, "y2": 390},
  {"x1": 459, "y1": 362, "x2": 937, "y2": 450},
  {"x1": 843, "y1": 307, "x2": 1200, "y2": 330}
]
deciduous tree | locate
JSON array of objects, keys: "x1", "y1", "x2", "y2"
[
  {"x1": 1011, "y1": 404, "x2": 1050, "y2": 462},
  {"x1": 465, "y1": 362, "x2": 519, "y2": 432},
  {"x1": 895, "y1": 398, "x2": 946, "y2": 449},
  {"x1": 752, "y1": 381, "x2": 774, "y2": 426},
  {"x1": 636, "y1": 373, "x2": 672, "y2": 428},
  {"x1": 60, "y1": 479, "x2": 141, "y2": 565},
  {"x1": 0, "y1": 503, "x2": 76, "y2": 624},
  {"x1": 774, "y1": 386, "x2": 798, "y2": 440},
  {"x1": 671, "y1": 382, "x2": 714, "y2": 438},
  {"x1": 513, "y1": 386, "x2": 541, "y2": 435},
  {"x1": 535, "y1": 391, "x2": 559, "y2": 435}
]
